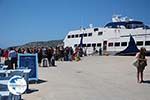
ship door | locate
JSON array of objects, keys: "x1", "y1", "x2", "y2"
[{"x1": 103, "y1": 41, "x2": 107, "y2": 51}]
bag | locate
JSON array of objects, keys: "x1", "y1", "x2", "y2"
[
  {"x1": 133, "y1": 60, "x2": 139, "y2": 67},
  {"x1": 43, "y1": 58, "x2": 48, "y2": 67},
  {"x1": 139, "y1": 61, "x2": 147, "y2": 67}
]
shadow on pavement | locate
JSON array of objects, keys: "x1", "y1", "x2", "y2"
[
  {"x1": 29, "y1": 79, "x2": 47, "y2": 84},
  {"x1": 25, "y1": 89, "x2": 39, "y2": 94}
]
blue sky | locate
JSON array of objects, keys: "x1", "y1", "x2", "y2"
[{"x1": 0, "y1": 0, "x2": 150, "y2": 48}]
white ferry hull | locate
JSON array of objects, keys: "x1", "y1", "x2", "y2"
[{"x1": 64, "y1": 16, "x2": 150, "y2": 55}]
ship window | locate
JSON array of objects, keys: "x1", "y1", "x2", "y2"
[
  {"x1": 108, "y1": 43, "x2": 113, "y2": 47},
  {"x1": 92, "y1": 43, "x2": 96, "y2": 47},
  {"x1": 121, "y1": 42, "x2": 127, "y2": 46},
  {"x1": 87, "y1": 44, "x2": 91, "y2": 47},
  {"x1": 75, "y1": 34, "x2": 79, "y2": 38},
  {"x1": 94, "y1": 28, "x2": 99, "y2": 32},
  {"x1": 115, "y1": 42, "x2": 120, "y2": 47},
  {"x1": 97, "y1": 43, "x2": 101, "y2": 47},
  {"x1": 136, "y1": 41, "x2": 143, "y2": 46},
  {"x1": 71, "y1": 35, "x2": 74, "y2": 38},
  {"x1": 68, "y1": 35, "x2": 71, "y2": 38},
  {"x1": 82, "y1": 44, "x2": 86, "y2": 47},
  {"x1": 79, "y1": 34, "x2": 83, "y2": 37},
  {"x1": 98, "y1": 32, "x2": 103, "y2": 35},
  {"x1": 74, "y1": 44, "x2": 78, "y2": 47},
  {"x1": 88, "y1": 33, "x2": 92, "y2": 36},
  {"x1": 145, "y1": 41, "x2": 150, "y2": 46},
  {"x1": 84, "y1": 33, "x2": 87, "y2": 37}
]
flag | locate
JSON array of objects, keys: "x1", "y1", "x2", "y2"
[{"x1": 79, "y1": 34, "x2": 83, "y2": 47}]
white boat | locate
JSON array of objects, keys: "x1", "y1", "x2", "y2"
[{"x1": 63, "y1": 15, "x2": 150, "y2": 55}]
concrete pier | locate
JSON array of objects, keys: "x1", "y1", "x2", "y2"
[{"x1": 23, "y1": 56, "x2": 150, "y2": 100}]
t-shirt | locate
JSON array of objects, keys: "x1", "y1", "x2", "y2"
[{"x1": 9, "y1": 50, "x2": 17, "y2": 58}]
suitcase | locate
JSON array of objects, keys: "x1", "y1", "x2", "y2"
[{"x1": 43, "y1": 58, "x2": 48, "y2": 67}]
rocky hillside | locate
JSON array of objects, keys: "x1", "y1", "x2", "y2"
[
  {"x1": 10, "y1": 39, "x2": 64, "y2": 48},
  {"x1": 22, "y1": 39, "x2": 64, "y2": 48}
]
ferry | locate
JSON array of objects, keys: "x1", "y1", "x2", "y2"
[{"x1": 63, "y1": 15, "x2": 150, "y2": 55}]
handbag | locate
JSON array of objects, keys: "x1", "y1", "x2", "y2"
[
  {"x1": 139, "y1": 60, "x2": 147, "y2": 67},
  {"x1": 133, "y1": 60, "x2": 139, "y2": 67}
]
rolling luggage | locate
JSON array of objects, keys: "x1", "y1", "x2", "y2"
[{"x1": 43, "y1": 58, "x2": 48, "y2": 67}]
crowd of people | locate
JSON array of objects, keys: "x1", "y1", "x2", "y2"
[
  {"x1": 0, "y1": 46, "x2": 149, "y2": 84},
  {"x1": 0, "y1": 46, "x2": 86, "y2": 69}
]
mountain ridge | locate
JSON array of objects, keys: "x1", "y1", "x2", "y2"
[{"x1": 9, "y1": 39, "x2": 64, "y2": 49}]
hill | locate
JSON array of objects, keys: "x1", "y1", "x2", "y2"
[{"x1": 10, "y1": 39, "x2": 64, "y2": 49}]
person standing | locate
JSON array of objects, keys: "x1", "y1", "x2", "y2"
[
  {"x1": 0, "y1": 48, "x2": 2, "y2": 62},
  {"x1": 135, "y1": 47, "x2": 147, "y2": 83},
  {"x1": 38, "y1": 48, "x2": 43, "y2": 67},
  {"x1": 47, "y1": 47, "x2": 53, "y2": 66},
  {"x1": 8, "y1": 47, "x2": 17, "y2": 69},
  {"x1": 99, "y1": 47, "x2": 102, "y2": 56}
]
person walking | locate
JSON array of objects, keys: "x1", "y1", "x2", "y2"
[{"x1": 135, "y1": 47, "x2": 147, "y2": 83}]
